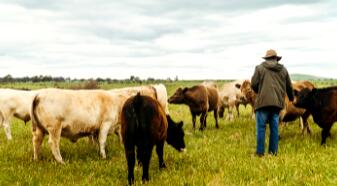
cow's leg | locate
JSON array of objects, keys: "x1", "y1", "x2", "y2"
[
  {"x1": 3, "y1": 118, "x2": 12, "y2": 140},
  {"x1": 98, "y1": 122, "x2": 111, "y2": 159},
  {"x1": 226, "y1": 107, "x2": 233, "y2": 121},
  {"x1": 191, "y1": 113, "x2": 196, "y2": 129},
  {"x1": 214, "y1": 109, "x2": 219, "y2": 129},
  {"x1": 48, "y1": 126, "x2": 63, "y2": 164},
  {"x1": 141, "y1": 145, "x2": 153, "y2": 182},
  {"x1": 235, "y1": 102, "x2": 240, "y2": 117},
  {"x1": 125, "y1": 145, "x2": 135, "y2": 185},
  {"x1": 321, "y1": 123, "x2": 333, "y2": 145},
  {"x1": 156, "y1": 141, "x2": 166, "y2": 168},
  {"x1": 88, "y1": 132, "x2": 99, "y2": 146},
  {"x1": 228, "y1": 104, "x2": 235, "y2": 121},
  {"x1": 219, "y1": 105, "x2": 225, "y2": 118},
  {"x1": 136, "y1": 146, "x2": 142, "y2": 167},
  {"x1": 299, "y1": 117, "x2": 303, "y2": 130},
  {"x1": 115, "y1": 127, "x2": 123, "y2": 145},
  {"x1": 301, "y1": 111, "x2": 311, "y2": 135},
  {"x1": 32, "y1": 127, "x2": 45, "y2": 161},
  {"x1": 199, "y1": 112, "x2": 205, "y2": 130}
]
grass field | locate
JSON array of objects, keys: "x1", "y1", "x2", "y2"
[{"x1": 1, "y1": 81, "x2": 337, "y2": 185}]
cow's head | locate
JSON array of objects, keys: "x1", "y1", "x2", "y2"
[
  {"x1": 235, "y1": 80, "x2": 252, "y2": 102},
  {"x1": 166, "y1": 115, "x2": 186, "y2": 152},
  {"x1": 168, "y1": 87, "x2": 187, "y2": 104},
  {"x1": 293, "y1": 88, "x2": 314, "y2": 109},
  {"x1": 240, "y1": 80, "x2": 252, "y2": 95}
]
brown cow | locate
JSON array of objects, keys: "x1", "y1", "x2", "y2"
[
  {"x1": 280, "y1": 81, "x2": 315, "y2": 134},
  {"x1": 235, "y1": 80, "x2": 256, "y2": 119},
  {"x1": 121, "y1": 93, "x2": 185, "y2": 184},
  {"x1": 294, "y1": 86, "x2": 337, "y2": 144},
  {"x1": 168, "y1": 84, "x2": 220, "y2": 130},
  {"x1": 236, "y1": 80, "x2": 315, "y2": 134}
]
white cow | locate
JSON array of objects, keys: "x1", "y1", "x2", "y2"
[
  {"x1": 0, "y1": 89, "x2": 37, "y2": 140},
  {"x1": 31, "y1": 88, "x2": 128, "y2": 164},
  {"x1": 218, "y1": 80, "x2": 245, "y2": 121},
  {"x1": 31, "y1": 84, "x2": 170, "y2": 164}
]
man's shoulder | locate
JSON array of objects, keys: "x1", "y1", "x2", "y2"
[{"x1": 255, "y1": 63, "x2": 264, "y2": 70}]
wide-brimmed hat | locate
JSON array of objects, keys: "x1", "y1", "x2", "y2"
[{"x1": 262, "y1": 49, "x2": 282, "y2": 61}]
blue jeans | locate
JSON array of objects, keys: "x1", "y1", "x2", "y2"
[{"x1": 256, "y1": 107, "x2": 280, "y2": 155}]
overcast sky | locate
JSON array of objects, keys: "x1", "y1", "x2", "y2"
[{"x1": 0, "y1": 0, "x2": 336, "y2": 80}]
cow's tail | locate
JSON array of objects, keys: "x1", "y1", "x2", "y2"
[
  {"x1": 31, "y1": 94, "x2": 41, "y2": 132},
  {"x1": 131, "y1": 92, "x2": 143, "y2": 129}
]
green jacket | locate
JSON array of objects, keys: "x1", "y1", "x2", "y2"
[{"x1": 251, "y1": 59, "x2": 294, "y2": 111}]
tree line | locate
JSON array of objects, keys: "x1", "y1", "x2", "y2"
[{"x1": 0, "y1": 74, "x2": 179, "y2": 84}]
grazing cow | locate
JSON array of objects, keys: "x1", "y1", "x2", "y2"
[
  {"x1": 121, "y1": 93, "x2": 185, "y2": 184},
  {"x1": 218, "y1": 80, "x2": 245, "y2": 121},
  {"x1": 31, "y1": 88, "x2": 127, "y2": 163},
  {"x1": 0, "y1": 89, "x2": 37, "y2": 140},
  {"x1": 237, "y1": 80, "x2": 316, "y2": 134},
  {"x1": 294, "y1": 86, "x2": 337, "y2": 144},
  {"x1": 168, "y1": 84, "x2": 220, "y2": 130}
]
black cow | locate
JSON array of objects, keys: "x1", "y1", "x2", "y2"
[
  {"x1": 121, "y1": 93, "x2": 186, "y2": 185},
  {"x1": 294, "y1": 87, "x2": 337, "y2": 144}
]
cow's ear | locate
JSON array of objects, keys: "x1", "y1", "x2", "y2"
[
  {"x1": 235, "y1": 83, "x2": 241, "y2": 89},
  {"x1": 182, "y1": 87, "x2": 188, "y2": 93},
  {"x1": 178, "y1": 121, "x2": 183, "y2": 128}
]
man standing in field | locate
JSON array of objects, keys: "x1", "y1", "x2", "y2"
[{"x1": 251, "y1": 49, "x2": 294, "y2": 156}]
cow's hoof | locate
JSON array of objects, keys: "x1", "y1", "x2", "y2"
[{"x1": 159, "y1": 163, "x2": 166, "y2": 169}]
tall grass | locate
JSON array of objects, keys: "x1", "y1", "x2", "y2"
[{"x1": 0, "y1": 81, "x2": 337, "y2": 185}]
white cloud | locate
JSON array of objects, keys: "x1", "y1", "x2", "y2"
[{"x1": 0, "y1": 1, "x2": 336, "y2": 79}]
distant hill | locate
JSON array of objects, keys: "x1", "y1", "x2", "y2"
[{"x1": 290, "y1": 74, "x2": 331, "y2": 81}]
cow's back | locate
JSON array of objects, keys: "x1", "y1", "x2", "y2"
[
  {"x1": 0, "y1": 89, "x2": 37, "y2": 120},
  {"x1": 185, "y1": 85, "x2": 209, "y2": 112},
  {"x1": 293, "y1": 81, "x2": 315, "y2": 91},
  {"x1": 205, "y1": 86, "x2": 220, "y2": 111},
  {"x1": 152, "y1": 84, "x2": 170, "y2": 115}
]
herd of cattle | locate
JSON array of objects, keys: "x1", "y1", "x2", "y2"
[{"x1": 0, "y1": 80, "x2": 337, "y2": 184}]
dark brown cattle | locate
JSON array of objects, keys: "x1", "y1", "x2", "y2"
[
  {"x1": 294, "y1": 86, "x2": 337, "y2": 144},
  {"x1": 168, "y1": 84, "x2": 220, "y2": 130},
  {"x1": 121, "y1": 93, "x2": 185, "y2": 184}
]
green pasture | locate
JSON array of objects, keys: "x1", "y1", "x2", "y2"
[{"x1": 0, "y1": 80, "x2": 337, "y2": 185}]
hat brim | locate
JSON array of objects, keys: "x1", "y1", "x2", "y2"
[{"x1": 262, "y1": 56, "x2": 282, "y2": 61}]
